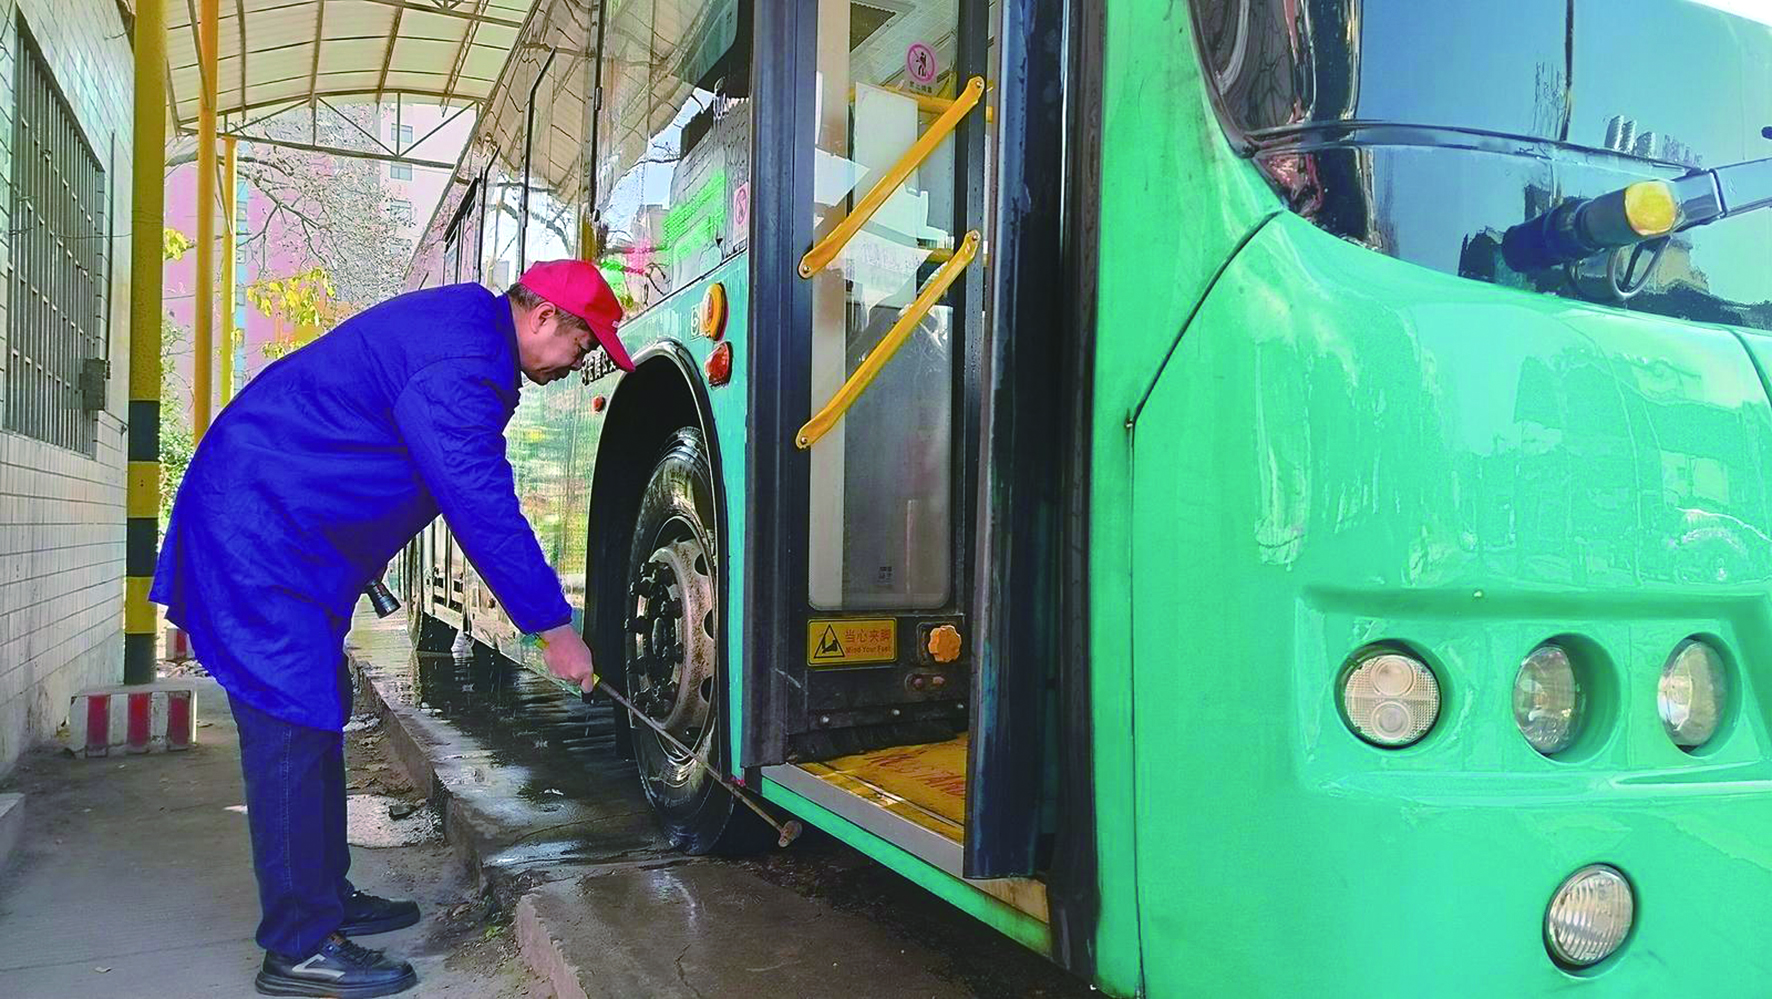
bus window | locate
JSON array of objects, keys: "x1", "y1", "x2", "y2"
[
  {"x1": 807, "y1": 0, "x2": 966, "y2": 610},
  {"x1": 593, "y1": 0, "x2": 753, "y2": 319},
  {"x1": 1188, "y1": 0, "x2": 1772, "y2": 331},
  {"x1": 523, "y1": 43, "x2": 589, "y2": 266},
  {"x1": 482, "y1": 159, "x2": 522, "y2": 291}
]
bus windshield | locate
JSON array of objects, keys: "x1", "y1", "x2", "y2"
[{"x1": 1189, "y1": 0, "x2": 1772, "y2": 331}]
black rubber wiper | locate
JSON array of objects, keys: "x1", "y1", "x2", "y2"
[{"x1": 1503, "y1": 154, "x2": 1772, "y2": 272}]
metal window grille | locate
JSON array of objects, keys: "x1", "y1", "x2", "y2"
[{"x1": 5, "y1": 21, "x2": 107, "y2": 454}]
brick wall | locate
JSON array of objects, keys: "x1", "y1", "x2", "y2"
[{"x1": 0, "y1": 0, "x2": 134, "y2": 774}]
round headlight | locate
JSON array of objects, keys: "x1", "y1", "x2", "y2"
[
  {"x1": 1545, "y1": 864, "x2": 1634, "y2": 968},
  {"x1": 1340, "y1": 651, "x2": 1440, "y2": 747},
  {"x1": 1514, "y1": 644, "x2": 1581, "y2": 754},
  {"x1": 1659, "y1": 639, "x2": 1728, "y2": 749}
]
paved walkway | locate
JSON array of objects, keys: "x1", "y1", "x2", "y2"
[{"x1": 0, "y1": 677, "x2": 541, "y2": 998}]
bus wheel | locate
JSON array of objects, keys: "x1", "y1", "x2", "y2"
[
  {"x1": 410, "y1": 607, "x2": 452, "y2": 653},
  {"x1": 623, "y1": 428, "x2": 761, "y2": 853}
]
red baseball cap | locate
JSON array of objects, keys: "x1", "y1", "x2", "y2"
[{"x1": 515, "y1": 259, "x2": 634, "y2": 372}]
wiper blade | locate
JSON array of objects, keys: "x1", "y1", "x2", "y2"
[{"x1": 1503, "y1": 155, "x2": 1772, "y2": 272}]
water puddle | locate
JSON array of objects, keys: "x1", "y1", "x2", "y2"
[
  {"x1": 366, "y1": 647, "x2": 636, "y2": 805},
  {"x1": 346, "y1": 793, "x2": 442, "y2": 847}
]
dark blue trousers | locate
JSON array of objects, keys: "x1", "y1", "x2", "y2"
[{"x1": 229, "y1": 666, "x2": 355, "y2": 958}]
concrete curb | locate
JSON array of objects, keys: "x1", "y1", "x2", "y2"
[
  {"x1": 0, "y1": 793, "x2": 23, "y2": 873},
  {"x1": 342, "y1": 618, "x2": 1087, "y2": 999},
  {"x1": 514, "y1": 893, "x2": 591, "y2": 999},
  {"x1": 347, "y1": 653, "x2": 505, "y2": 888},
  {"x1": 345, "y1": 647, "x2": 665, "y2": 898}
]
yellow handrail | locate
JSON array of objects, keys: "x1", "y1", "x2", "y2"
[
  {"x1": 799, "y1": 75, "x2": 986, "y2": 280},
  {"x1": 796, "y1": 230, "x2": 981, "y2": 450}
]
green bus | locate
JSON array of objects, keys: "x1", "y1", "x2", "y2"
[{"x1": 400, "y1": 0, "x2": 1772, "y2": 993}]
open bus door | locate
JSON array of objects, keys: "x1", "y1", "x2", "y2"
[{"x1": 748, "y1": 0, "x2": 1053, "y2": 883}]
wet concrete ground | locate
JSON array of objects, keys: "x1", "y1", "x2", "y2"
[
  {"x1": 350, "y1": 613, "x2": 1095, "y2": 999},
  {"x1": 0, "y1": 677, "x2": 546, "y2": 998}
]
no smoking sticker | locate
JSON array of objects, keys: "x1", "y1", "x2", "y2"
[
  {"x1": 906, "y1": 42, "x2": 939, "y2": 85},
  {"x1": 807, "y1": 619, "x2": 897, "y2": 667},
  {"x1": 732, "y1": 182, "x2": 750, "y2": 231}
]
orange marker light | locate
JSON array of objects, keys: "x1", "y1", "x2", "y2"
[
  {"x1": 1623, "y1": 180, "x2": 1679, "y2": 236},
  {"x1": 704, "y1": 342, "x2": 733, "y2": 386},
  {"x1": 591, "y1": 395, "x2": 606, "y2": 413},
  {"x1": 697, "y1": 283, "x2": 728, "y2": 340}
]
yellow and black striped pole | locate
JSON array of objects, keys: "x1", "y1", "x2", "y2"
[{"x1": 125, "y1": 0, "x2": 167, "y2": 684}]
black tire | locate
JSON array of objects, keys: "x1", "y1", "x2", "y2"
[
  {"x1": 621, "y1": 428, "x2": 769, "y2": 854},
  {"x1": 409, "y1": 607, "x2": 453, "y2": 653}
]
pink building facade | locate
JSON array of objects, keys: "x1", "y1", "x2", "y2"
[{"x1": 161, "y1": 102, "x2": 474, "y2": 410}]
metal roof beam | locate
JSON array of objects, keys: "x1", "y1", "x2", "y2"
[
  {"x1": 317, "y1": 95, "x2": 398, "y2": 157},
  {"x1": 353, "y1": 0, "x2": 524, "y2": 29},
  {"x1": 372, "y1": 1, "x2": 404, "y2": 106},
  {"x1": 236, "y1": 0, "x2": 249, "y2": 111},
  {"x1": 404, "y1": 99, "x2": 476, "y2": 156},
  {"x1": 206, "y1": 128, "x2": 456, "y2": 170},
  {"x1": 306, "y1": 0, "x2": 325, "y2": 106},
  {"x1": 438, "y1": 0, "x2": 488, "y2": 111}
]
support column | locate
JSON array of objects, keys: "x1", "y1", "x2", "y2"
[
  {"x1": 125, "y1": 0, "x2": 167, "y2": 685},
  {"x1": 219, "y1": 136, "x2": 237, "y2": 404},
  {"x1": 193, "y1": 0, "x2": 217, "y2": 439}
]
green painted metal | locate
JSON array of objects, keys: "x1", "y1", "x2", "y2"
[
  {"x1": 500, "y1": 252, "x2": 752, "y2": 774},
  {"x1": 757, "y1": 778, "x2": 1053, "y2": 954},
  {"x1": 1128, "y1": 209, "x2": 1772, "y2": 994},
  {"x1": 440, "y1": 1, "x2": 1772, "y2": 994},
  {"x1": 1089, "y1": 0, "x2": 1280, "y2": 992}
]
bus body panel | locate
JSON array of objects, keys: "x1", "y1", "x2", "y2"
[
  {"x1": 1131, "y1": 212, "x2": 1772, "y2": 995},
  {"x1": 493, "y1": 254, "x2": 752, "y2": 739},
  {"x1": 1091, "y1": 0, "x2": 1283, "y2": 991}
]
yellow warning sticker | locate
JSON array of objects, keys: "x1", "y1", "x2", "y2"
[{"x1": 807, "y1": 618, "x2": 897, "y2": 666}]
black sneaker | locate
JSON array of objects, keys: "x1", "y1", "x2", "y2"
[
  {"x1": 338, "y1": 889, "x2": 421, "y2": 936},
  {"x1": 256, "y1": 933, "x2": 417, "y2": 998}
]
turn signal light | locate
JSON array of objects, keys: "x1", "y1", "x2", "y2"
[
  {"x1": 1338, "y1": 649, "x2": 1440, "y2": 748},
  {"x1": 704, "y1": 342, "x2": 733, "y2": 386}
]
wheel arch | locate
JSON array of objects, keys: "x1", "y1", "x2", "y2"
[{"x1": 585, "y1": 340, "x2": 728, "y2": 760}]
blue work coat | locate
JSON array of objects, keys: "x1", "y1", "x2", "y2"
[{"x1": 152, "y1": 284, "x2": 573, "y2": 730}]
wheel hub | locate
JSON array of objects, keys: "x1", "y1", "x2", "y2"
[{"x1": 627, "y1": 536, "x2": 715, "y2": 745}]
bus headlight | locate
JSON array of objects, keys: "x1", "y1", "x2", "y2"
[
  {"x1": 1514, "y1": 644, "x2": 1581, "y2": 755},
  {"x1": 1339, "y1": 650, "x2": 1440, "y2": 747},
  {"x1": 1659, "y1": 639, "x2": 1728, "y2": 750},
  {"x1": 1545, "y1": 864, "x2": 1634, "y2": 968}
]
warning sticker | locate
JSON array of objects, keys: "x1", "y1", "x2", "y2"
[{"x1": 807, "y1": 619, "x2": 897, "y2": 667}]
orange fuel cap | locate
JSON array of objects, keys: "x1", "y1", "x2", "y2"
[
  {"x1": 927, "y1": 624, "x2": 962, "y2": 664},
  {"x1": 697, "y1": 283, "x2": 728, "y2": 340}
]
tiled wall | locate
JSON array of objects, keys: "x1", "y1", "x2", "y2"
[{"x1": 0, "y1": 0, "x2": 134, "y2": 774}]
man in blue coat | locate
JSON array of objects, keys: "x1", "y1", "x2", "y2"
[{"x1": 153, "y1": 259, "x2": 632, "y2": 998}]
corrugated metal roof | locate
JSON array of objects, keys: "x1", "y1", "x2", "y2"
[{"x1": 167, "y1": 0, "x2": 536, "y2": 130}]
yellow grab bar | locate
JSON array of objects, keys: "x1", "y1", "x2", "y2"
[
  {"x1": 799, "y1": 75, "x2": 986, "y2": 280},
  {"x1": 796, "y1": 230, "x2": 981, "y2": 450}
]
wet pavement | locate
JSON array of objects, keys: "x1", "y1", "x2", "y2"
[
  {"x1": 348, "y1": 612, "x2": 1096, "y2": 999},
  {"x1": 0, "y1": 676, "x2": 545, "y2": 998},
  {"x1": 349, "y1": 621, "x2": 665, "y2": 887}
]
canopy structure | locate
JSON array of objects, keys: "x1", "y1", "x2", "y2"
[{"x1": 167, "y1": 0, "x2": 535, "y2": 163}]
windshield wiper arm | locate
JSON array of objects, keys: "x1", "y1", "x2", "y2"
[{"x1": 1503, "y1": 155, "x2": 1772, "y2": 272}]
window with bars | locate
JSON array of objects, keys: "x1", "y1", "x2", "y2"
[{"x1": 5, "y1": 19, "x2": 107, "y2": 455}]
